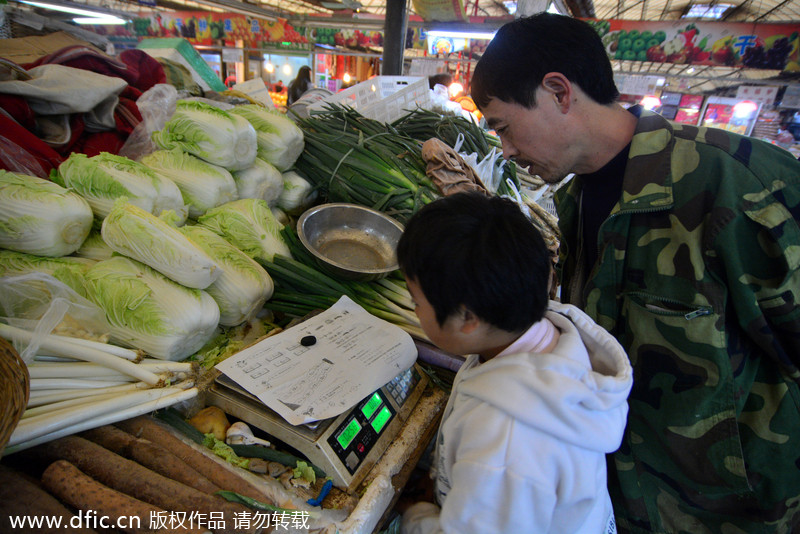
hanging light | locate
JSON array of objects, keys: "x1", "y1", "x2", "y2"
[
  {"x1": 448, "y1": 82, "x2": 464, "y2": 98},
  {"x1": 343, "y1": 72, "x2": 351, "y2": 84},
  {"x1": 640, "y1": 95, "x2": 662, "y2": 110},
  {"x1": 733, "y1": 100, "x2": 758, "y2": 118},
  {"x1": 282, "y1": 62, "x2": 292, "y2": 76},
  {"x1": 265, "y1": 62, "x2": 274, "y2": 73}
]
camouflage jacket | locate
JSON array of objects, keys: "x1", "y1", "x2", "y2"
[{"x1": 555, "y1": 108, "x2": 800, "y2": 534}]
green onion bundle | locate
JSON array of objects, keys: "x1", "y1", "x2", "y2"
[
  {"x1": 293, "y1": 105, "x2": 440, "y2": 224},
  {"x1": 261, "y1": 225, "x2": 425, "y2": 340}
]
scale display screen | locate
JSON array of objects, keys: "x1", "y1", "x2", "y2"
[
  {"x1": 329, "y1": 388, "x2": 397, "y2": 474},
  {"x1": 337, "y1": 419, "x2": 362, "y2": 449}
]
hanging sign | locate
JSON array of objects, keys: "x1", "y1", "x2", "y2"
[
  {"x1": 411, "y1": 0, "x2": 467, "y2": 22},
  {"x1": 584, "y1": 19, "x2": 800, "y2": 73}
]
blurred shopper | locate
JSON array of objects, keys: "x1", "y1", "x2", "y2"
[{"x1": 288, "y1": 66, "x2": 312, "y2": 106}]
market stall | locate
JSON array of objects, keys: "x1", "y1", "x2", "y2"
[{"x1": 0, "y1": 24, "x2": 564, "y2": 533}]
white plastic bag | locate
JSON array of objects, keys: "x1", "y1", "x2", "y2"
[{"x1": 0, "y1": 273, "x2": 110, "y2": 363}]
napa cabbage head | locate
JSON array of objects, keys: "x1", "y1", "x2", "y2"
[
  {"x1": 277, "y1": 171, "x2": 317, "y2": 215},
  {"x1": 196, "y1": 198, "x2": 291, "y2": 265},
  {"x1": 52, "y1": 152, "x2": 187, "y2": 224},
  {"x1": 140, "y1": 149, "x2": 239, "y2": 219},
  {"x1": 0, "y1": 249, "x2": 94, "y2": 298},
  {"x1": 180, "y1": 225, "x2": 274, "y2": 326},
  {"x1": 0, "y1": 171, "x2": 93, "y2": 257},
  {"x1": 101, "y1": 200, "x2": 220, "y2": 289},
  {"x1": 152, "y1": 100, "x2": 257, "y2": 171},
  {"x1": 230, "y1": 105, "x2": 304, "y2": 171},
  {"x1": 231, "y1": 157, "x2": 283, "y2": 207},
  {"x1": 84, "y1": 256, "x2": 220, "y2": 361}
]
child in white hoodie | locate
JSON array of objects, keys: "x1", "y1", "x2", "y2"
[{"x1": 396, "y1": 192, "x2": 633, "y2": 534}]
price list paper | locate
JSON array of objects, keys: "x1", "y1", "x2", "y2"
[{"x1": 216, "y1": 296, "x2": 417, "y2": 425}]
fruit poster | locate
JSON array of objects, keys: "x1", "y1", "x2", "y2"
[
  {"x1": 585, "y1": 19, "x2": 800, "y2": 72},
  {"x1": 128, "y1": 12, "x2": 311, "y2": 49}
]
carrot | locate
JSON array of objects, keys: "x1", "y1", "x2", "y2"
[
  {"x1": 81, "y1": 425, "x2": 221, "y2": 495},
  {"x1": 0, "y1": 463, "x2": 98, "y2": 534},
  {"x1": 24, "y1": 436, "x2": 260, "y2": 534},
  {"x1": 41, "y1": 460, "x2": 211, "y2": 534},
  {"x1": 116, "y1": 416, "x2": 274, "y2": 504}
]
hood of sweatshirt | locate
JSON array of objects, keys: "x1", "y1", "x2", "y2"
[{"x1": 455, "y1": 301, "x2": 633, "y2": 453}]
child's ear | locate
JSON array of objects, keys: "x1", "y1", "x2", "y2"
[{"x1": 460, "y1": 308, "x2": 482, "y2": 334}]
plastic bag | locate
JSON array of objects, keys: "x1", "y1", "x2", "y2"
[
  {"x1": 453, "y1": 133, "x2": 507, "y2": 193},
  {"x1": 0, "y1": 273, "x2": 110, "y2": 364},
  {"x1": 118, "y1": 83, "x2": 178, "y2": 160}
]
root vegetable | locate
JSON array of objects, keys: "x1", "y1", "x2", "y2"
[
  {"x1": 116, "y1": 415, "x2": 273, "y2": 504},
  {"x1": 0, "y1": 464, "x2": 98, "y2": 534},
  {"x1": 23, "y1": 436, "x2": 260, "y2": 534},
  {"x1": 188, "y1": 406, "x2": 230, "y2": 441},
  {"x1": 41, "y1": 460, "x2": 211, "y2": 534},
  {"x1": 81, "y1": 425, "x2": 220, "y2": 494}
]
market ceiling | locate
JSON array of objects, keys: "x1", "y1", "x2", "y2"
[{"x1": 11, "y1": 0, "x2": 800, "y2": 92}]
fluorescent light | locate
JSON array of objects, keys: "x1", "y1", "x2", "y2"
[
  {"x1": 427, "y1": 30, "x2": 496, "y2": 40},
  {"x1": 73, "y1": 16, "x2": 127, "y2": 24},
  {"x1": 19, "y1": 0, "x2": 111, "y2": 17},
  {"x1": 683, "y1": 3, "x2": 734, "y2": 19}
]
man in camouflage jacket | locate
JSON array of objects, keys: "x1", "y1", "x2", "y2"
[
  {"x1": 555, "y1": 107, "x2": 800, "y2": 533},
  {"x1": 472, "y1": 12, "x2": 800, "y2": 534}
]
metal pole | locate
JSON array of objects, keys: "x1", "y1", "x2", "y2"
[{"x1": 382, "y1": 0, "x2": 408, "y2": 75}]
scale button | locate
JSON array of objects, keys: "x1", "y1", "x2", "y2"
[
  {"x1": 346, "y1": 451, "x2": 360, "y2": 470},
  {"x1": 357, "y1": 443, "x2": 365, "y2": 453}
]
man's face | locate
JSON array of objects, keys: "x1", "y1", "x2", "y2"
[{"x1": 482, "y1": 91, "x2": 573, "y2": 184}]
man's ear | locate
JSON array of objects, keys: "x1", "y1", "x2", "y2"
[{"x1": 541, "y1": 72, "x2": 572, "y2": 113}]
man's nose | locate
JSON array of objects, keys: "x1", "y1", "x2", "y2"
[{"x1": 501, "y1": 141, "x2": 518, "y2": 161}]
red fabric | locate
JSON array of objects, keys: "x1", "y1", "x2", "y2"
[
  {"x1": 119, "y1": 49, "x2": 166, "y2": 92},
  {"x1": 24, "y1": 45, "x2": 140, "y2": 86},
  {"x1": 0, "y1": 113, "x2": 64, "y2": 178},
  {"x1": 73, "y1": 131, "x2": 126, "y2": 157},
  {"x1": 0, "y1": 94, "x2": 35, "y2": 130}
]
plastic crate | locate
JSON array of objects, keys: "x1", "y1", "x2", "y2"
[{"x1": 306, "y1": 76, "x2": 431, "y2": 124}]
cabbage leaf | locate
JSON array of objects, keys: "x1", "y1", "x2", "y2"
[
  {"x1": 231, "y1": 157, "x2": 283, "y2": 207},
  {"x1": 230, "y1": 105, "x2": 304, "y2": 171}
]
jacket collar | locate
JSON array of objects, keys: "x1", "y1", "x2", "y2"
[{"x1": 558, "y1": 106, "x2": 677, "y2": 214}]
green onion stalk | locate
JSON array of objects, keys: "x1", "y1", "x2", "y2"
[
  {"x1": 261, "y1": 226, "x2": 426, "y2": 340},
  {"x1": 293, "y1": 106, "x2": 440, "y2": 224}
]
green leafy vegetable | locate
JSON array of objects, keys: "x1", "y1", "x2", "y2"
[
  {"x1": 180, "y1": 224, "x2": 274, "y2": 326},
  {"x1": 230, "y1": 105, "x2": 304, "y2": 171},
  {"x1": 231, "y1": 157, "x2": 283, "y2": 207},
  {"x1": 0, "y1": 170, "x2": 93, "y2": 257},
  {"x1": 84, "y1": 256, "x2": 220, "y2": 361},
  {"x1": 140, "y1": 149, "x2": 239, "y2": 219},
  {"x1": 101, "y1": 200, "x2": 220, "y2": 289},
  {"x1": 197, "y1": 198, "x2": 291, "y2": 265},
  {"x1": 202, "y1": 433, "x2": 250, "y2": 468},
  {"x1": 52, "y1": 152, "x2": 187, "y2": 224},
  {"x1": 277, "y1": 171, "x2": 317, "y2": 215},
  {"x1": 152, "y1": 100, "x2": 257, "y2": 171}
]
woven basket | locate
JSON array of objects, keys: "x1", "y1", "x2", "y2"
[{"x1": 0, "y1": 337, "x2": 29, "y2": 457}]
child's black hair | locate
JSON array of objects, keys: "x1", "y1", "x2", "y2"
[{"x1": 397, "y1": 192, "x2": 551, "y2": 332}]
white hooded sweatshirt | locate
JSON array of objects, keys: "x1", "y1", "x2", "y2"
[{"x1": 401, "y1": 301, "x2": 633, "y2": 534}]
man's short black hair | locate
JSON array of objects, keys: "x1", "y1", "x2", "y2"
[
  {"x1": 471, "y1": 13, "x2": 619, "y2": 109},
  {"x1": 397, "y1": 192, "x2": 551, "y2": 332}
]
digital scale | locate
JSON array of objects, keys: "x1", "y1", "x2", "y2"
[{"x1": 206, "y1": 361, "x2": 429, "y2": 490}]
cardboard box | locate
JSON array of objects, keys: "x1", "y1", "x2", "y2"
[{"x1": 0, "y1": 31, "x2": 99, "y2": 65}]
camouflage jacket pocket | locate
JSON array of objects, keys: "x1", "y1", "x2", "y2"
[{"x1": 619, "y1": 291, "x2": 752, "y2": 495}]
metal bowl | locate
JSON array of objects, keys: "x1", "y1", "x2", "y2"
[{"x1": 297, "y1": 203, "x2": 405, "y2": 281}]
